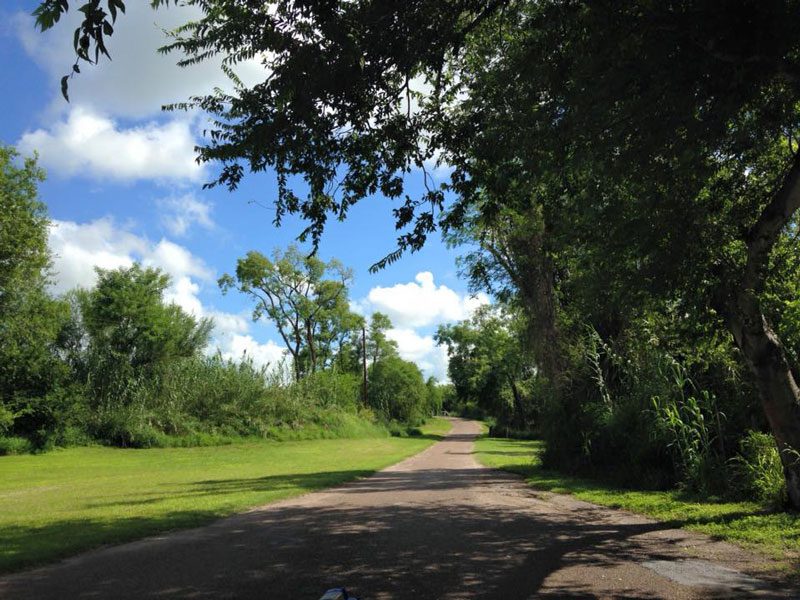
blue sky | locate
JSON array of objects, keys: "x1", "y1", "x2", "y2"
[{"x1": 1, "y1": 1, "x2": 487, "y2": 380}]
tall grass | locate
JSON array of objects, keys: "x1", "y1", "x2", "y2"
[
  {"x1": 77, "y1": 355, "x2": 389, "y2": 448},
  {"x1": 540, "y1": 325, "x2": 785, "y2": 502}
]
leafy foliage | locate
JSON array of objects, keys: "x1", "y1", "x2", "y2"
[
  {"x1": 368, "y1": 356, "x2": 429, "y2": 425},
  {"x1": 30, "y1": 1, "x2": 800, "y2": 506},
  {"x1": 436, "y1": 305, "x2": 534, "y2": 429},
  {"x1": 0, "y1": 148, "x2": 439, "y2": 450},
  {"x1": 219, "y1": 246, "x2": 356, "y2": 380}
]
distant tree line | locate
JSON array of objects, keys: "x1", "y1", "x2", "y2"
[{"x1": 0, "y1": 146, "x2": 443, "y2": 453}]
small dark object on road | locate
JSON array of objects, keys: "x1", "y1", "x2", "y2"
[{"x1": 319, "y1": 587, "x2": 359, "y2": 600}]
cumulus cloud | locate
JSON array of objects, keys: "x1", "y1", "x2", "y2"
[
  {"x1": 48, "y1": 218, "x2": 212, "y2": 297},
  {"x1": 217, "y1": 334, "x2": 287, "y2": 369},
  {"x1": 206, "y1": 312, "x2": 287, "y2": 371},
  {"x1": 164, "y1": 276, "x2": 204, "y2": 316},
  {"x1": 47, "y1": 217, "x2": 283, "y2": 369},
  {"x1": 158, "y1": 194, "x2": 214, "y2": 236},
  {"x1": 13, "y1": 4, "x2": 266, "y2": 119},
  {"x1": 365, "y1": 271, "x2": 489, "y2": 328},
  {"x1": 386, "y1": 328, "x2": 450, "y2": 382},
  {"x1": 355, "y1": 272, "x2": 490, "y2": 381},
  {"x1": 18, "y1": 107, "x2": 203, "y2": 183}
]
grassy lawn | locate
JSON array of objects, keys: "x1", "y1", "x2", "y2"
[
  {"x1": 0, "y1": 418, "x2": 451, "y2": 573},
  {"x1": 415, "y1": 415, "x2": 454, "y2": 437},
  {"x1": 475, "y1": 436, "x2": 800, "y2": 568}
]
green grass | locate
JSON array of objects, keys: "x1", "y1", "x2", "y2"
[
  {"x1": 475, "y1": 437, "x2": 800, "y2": 567},
  {"x1": 419, "y1": 415, "x2": 454, "y2": 437},
  {"x1": 0, "y1": 418, "x2": 449, "y2": 574}
]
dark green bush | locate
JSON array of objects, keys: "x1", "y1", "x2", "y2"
[
  {"x1": 0, "y1": 436, "x2": 34, "y2": 455},
  {"x1": 368, "y1": 356, "x2": 429, "y2": 425},
  {"x1": 730, "y1": 431, "x2": 787, "y2": 506}
]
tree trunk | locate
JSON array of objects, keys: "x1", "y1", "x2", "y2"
[
  {"x1": 724, "y1": 290, "x2": 800, "y2": 507},
  {"x1": 484, "y1": 207, "x2": 565, "y2": 389},
  {"x1": 517, "y1": 250, "x2": 564, "y2": 388},
  {"x1": 508, "y1": 376, "x2": 526, "y2": 430},
  {"x1": 305, "y1": 320, "x2": 317, "y2": 373},
  {"x1": 719, "y1": 151, "x2": 800, "y2": 508},
  {"x1": 292, "y1": 334, "x2": 302, "y2": 382},
  {"x1": 361, "y1": 324, "x2": 368, "y2": 406}
]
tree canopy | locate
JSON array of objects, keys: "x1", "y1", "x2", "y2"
[
  {"x1": 31, "y1": 0, "x2": 800, "y2": 507},
  {"x1": 219, "y1": 245, "x2": 355, "y2": 380}
]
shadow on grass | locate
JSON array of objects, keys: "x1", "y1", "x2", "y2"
[
  {"x1": 0, "y1": 510, "x2": 220, "y2": 575},
  {"x1": 477, "y1": 438, "x2": 800, "y2": 573},
  {"x1": 405, "y1": 433, "x2": 447, "y2": 442},
  {"x1": 472, "y1": 449, "x2": 536, "y2": 457},
  {"x1": 0, "y1": 468, "x2": 376, "y2": 574}
]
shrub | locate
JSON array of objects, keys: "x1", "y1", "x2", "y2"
[
  {"x1": 0, "y1": 436, "x2": 33, "y2": 455},
  {"x1": 731, "y1": 431, "x2": 787, "y2": 506},
  {"x1": 368, "y1": 357, "x2": 428, "y2": 425},
  {"x1": 541, "y1": 327, "x2": 731, "y2": 493}
]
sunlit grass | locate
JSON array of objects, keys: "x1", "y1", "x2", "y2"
[
  {"x1": 0, "y1": 418, "x2": 449, "y2": 573},
  {"x1": 475, "y1": 436, "x2": 800, "y2": 567}
]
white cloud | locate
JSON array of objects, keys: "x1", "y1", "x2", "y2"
[
  {"x1": 18, "y1": 106, "x2": 203, "y2": 183},
  {"x1": 356, "y1": 272, "x2": 489, "y2": 381},
  {"x1": 207, "y1": 311, "x2": 287, "y2": 372},
  {"x1": 164, "y1": 276, "x2": 203, "y2": 316},
  {"x1": 208, "y1": 311, "x2": 250, "y2": 337},
  {"x1": 13, "y1": 5, "x2": 266, "y2": 119},
  {"x1": 218, "y1": 334, "x2": 286, "y2": 369},
  {"x1": 47, "y1": 217, "x2": 284, "y2": 370},
  {"x1": 143, "y1": 239, "x2": 213, "y2": 283},
  {"x1": 365, "y1": 271, "x2": 489, "y2": 328},
  {"x1": 159, "y1": 193, "x2": 214, "y2": 236},
  {"x1": 48, "y1": 218, "x2": 212, "y2": 297},
  {"x1": 386, "y1": 328, "x2": 449, "y2": 382}
]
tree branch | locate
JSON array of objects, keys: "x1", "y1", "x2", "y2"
[{"x1": 743, "y1": 151, "x2": 800, "y2": 290}]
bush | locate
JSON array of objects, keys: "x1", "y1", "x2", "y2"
[
  {"x1": 0, "y1": 436, "x2": 33, "y2": 455},
  {"x1": 731, "y1": 431, "x2": 787, "y2": 506},
  {"x1": 368, "y1": 357, "x2": 428, "y2": 425},
  {"x1": 540, "y1": 328, "x2": 733, "y2": 493}
]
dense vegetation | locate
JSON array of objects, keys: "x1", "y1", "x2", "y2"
[
  {"x1": 31, "y1": 1, "x2": 800, "y2": 510},
  {"x1": 475, "y1": 437, "x2": 799, "y2": 562},
  {"x1": 0, "y1": 146, "x2": 442, "y2": 453}
]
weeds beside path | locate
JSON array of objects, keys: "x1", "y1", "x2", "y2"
[
  {"x1": 0, "y1": 418, "x2": 451, "y2": 573},
  {"x1": 474, "y1": 436, "x2": 800, "y2": 572}
]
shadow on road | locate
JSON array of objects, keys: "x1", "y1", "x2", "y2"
[{"x1": 0, "y1": 465, "x2": 783, "y2": 599}]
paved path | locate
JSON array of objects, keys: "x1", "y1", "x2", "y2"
[{"x1": 0, "y1": 419, "x2": 795, "y2": 599}]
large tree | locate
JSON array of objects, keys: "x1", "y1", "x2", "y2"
[
  {"x1": 366, "y1": 312, "x2": 399, "y2": 368},
  {"x1": 219, "y1": 245, "x2": 355, "y2": 380},
  {"x1": 436, "y1": 305, "x2": 531, "y2": 428},
  {"x1": 0, "y1": 145, "x2": 71, "y2": 438},
  {"x1": 79, "y1": 264, "x2": 213, "y2": 404}
]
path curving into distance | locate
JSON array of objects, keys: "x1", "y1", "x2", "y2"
[{"x1": 0, "y1": 418, "x2": 795, "y2": 599}]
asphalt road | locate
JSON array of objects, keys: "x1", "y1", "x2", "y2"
[{"x1": 0, "y1": 418, "x2": 794, "y2": 599}]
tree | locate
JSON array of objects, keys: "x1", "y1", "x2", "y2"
[
  {"x1": 80, "y1": 264, "x2": 212, "y2": 404},
  {"x1": 0, "y1": 145, "x2": 73, "y2": 442},
  {"x1": 368, "y1": 356, "x2": 428, "y2": 424},
  {"x1": 219, "y1": 246, "x2": 355, "y2": 380},
  {"x1": 34, "y1": 0, "x2": 501, "y2": 261},
  {"x1": 0, "y1": 145, "x2": 49, "y2": 311},
  {"x1": 366, "y1": 312, "x2": 399, "y2": 367},
  {"x1": 425, "y1": 376, "x2": 445, "y2": 417},
  {"x1": 436, "y1": 305, "x2": 532, "y2": 428}
]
